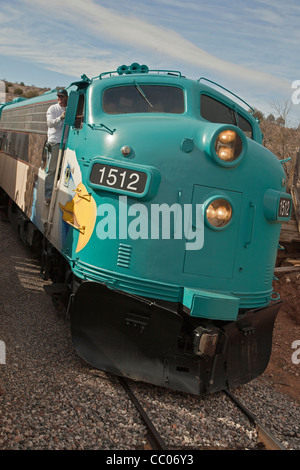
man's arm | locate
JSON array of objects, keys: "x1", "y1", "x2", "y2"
[{"x1": 47, "y1": 107, "x2": 64, "y2": 128}]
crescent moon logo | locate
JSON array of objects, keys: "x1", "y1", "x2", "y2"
[{"x1": 59, "y1": 183, "x2": 97, "y2": 253}]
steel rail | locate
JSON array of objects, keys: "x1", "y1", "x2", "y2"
[
  {"x1": 224, "y1": 390, "x2": 286, "y2": 450},
  {"x1": 118, "y1": 377, "x2": 168, "y2": 451}
]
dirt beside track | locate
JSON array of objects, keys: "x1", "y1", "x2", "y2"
[{"x1": 264, "y1": 271, "x2": 300, "y2": 404}]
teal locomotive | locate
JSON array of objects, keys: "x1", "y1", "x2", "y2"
[{"x1": 0, "y1": 63, "x2": 292, "y2": 394}]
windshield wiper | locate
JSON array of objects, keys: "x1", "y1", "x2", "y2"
[{"x1": 134, "y1": 81, "x2": 153, "y2": 108}]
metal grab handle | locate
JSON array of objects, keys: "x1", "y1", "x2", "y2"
[{"x1": 244, "y1": 201, "x2": 256, "y2": 248}]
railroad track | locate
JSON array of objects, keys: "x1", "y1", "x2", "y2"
[
  {"x1": 118, "y1": 377, "x2": 168, "y2": 450},
  {"x1": 118, "y1": 377, "x2": 286, "y2": 451},
  {"x1": 224, "y1": 390, "x2": 286, "y2": 451}
]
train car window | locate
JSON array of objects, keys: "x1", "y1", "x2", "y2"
[
  {"x1": 0, "y1": 103, "x2": 49, "y2": 134},
  {"x1": 200, "y1": 94, "x2": 253, "y2": 139},
  {"x1": 103, "y1": 85, "x2": 184, "y2": 114},
  {"x1": 0, "y1": 130, "x2": 29, "y2": 162}
]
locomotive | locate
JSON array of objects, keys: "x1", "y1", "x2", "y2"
[{"x1": 0, "y1": 63, "x2": 292, "y2": 395}]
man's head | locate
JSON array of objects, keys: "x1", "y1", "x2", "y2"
[{"x1": 57, "y1": 89, "x2": 68, "y2": 107}]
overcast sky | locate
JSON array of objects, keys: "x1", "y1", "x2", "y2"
[{"x1": 0, "y1": 0, "x2": 299, "y2": 124}]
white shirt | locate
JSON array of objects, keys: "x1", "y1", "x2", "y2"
[{"x1": 46, "y1": 103, "x2": 66, "y2": 144}]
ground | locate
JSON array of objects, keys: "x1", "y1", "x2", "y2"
[{"x1": 264, "y1": 270, "x2": 300, "y2": 404}]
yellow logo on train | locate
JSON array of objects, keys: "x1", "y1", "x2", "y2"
[{"x1": 59, "y1": 183, "x2": 97, "y2": 253}]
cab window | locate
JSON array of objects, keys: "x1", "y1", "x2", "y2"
[
  {"x1": 200, "y1": 94, "x2": 253, "y2": 139},
  {"x1": 103, "y1": 85, "x2": 184, "y2": 114}
]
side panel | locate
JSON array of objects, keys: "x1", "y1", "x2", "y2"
[
  {"x1": 0, "y1": 152, "x2": 28, "y2": 211},
  {"x1": 183, "y1": 184, "x2": 242, "y2": 278},
  {"x1": 0, "y1": 132, "x2": 47, "y2": 223}
]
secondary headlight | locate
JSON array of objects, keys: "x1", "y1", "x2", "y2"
[
  {"x1": 215, "y1": 130, "x2": 243, "y2": 162},
  {"x1": 206, "y1": 199, "x2": 232, "y2": 228}
]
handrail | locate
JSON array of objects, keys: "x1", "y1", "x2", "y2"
[{"x1": 198, "y1": 77, "x2": 255, "y2": 114}]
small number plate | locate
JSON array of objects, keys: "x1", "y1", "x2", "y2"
[
  {"x1": 278, "y1": 196, "x2": 291, "y2": 218},
  {"x1": 89, "y1": 163, "x2": 148, "y2": 195}
]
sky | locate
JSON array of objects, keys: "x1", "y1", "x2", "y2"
[{"x1": 0, "y1": 0, "x2": 299, "y2": 125}]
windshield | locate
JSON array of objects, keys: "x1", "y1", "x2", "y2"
[{"x1": 103, "y1": 85, "x2": 184, "y2": 114}]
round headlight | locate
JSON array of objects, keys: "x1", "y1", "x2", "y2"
[
  {"x1": 206, "y1": 199, "x2": 232, "y2": 228},
  {"x1": 215, "y1": 130, "x2": 243, "y2": 162}
]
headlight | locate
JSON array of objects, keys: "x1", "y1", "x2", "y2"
[
  {"x1": 206, "y1": 199, "x2": 232, "y2": 228},
  {"x1": 215, "y1": 130, "x2": 243, "y2": 162}
]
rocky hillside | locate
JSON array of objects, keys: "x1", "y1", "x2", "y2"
[{"x1": 3, "y1": 81, "x2": 51, "y2": 103}]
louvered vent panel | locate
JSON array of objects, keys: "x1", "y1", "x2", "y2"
[{"x1": 117, "y1": 243, "x2": 132, "y2": 268}]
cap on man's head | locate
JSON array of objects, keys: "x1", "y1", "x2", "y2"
[{"x1": 57, "y1": 89, "x2": 68, "y2": 97}]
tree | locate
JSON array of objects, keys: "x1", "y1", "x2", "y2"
[
  {"x1": 266, "y1": 113, "x2": 275, "y2": 122},
  {"x1": 25, "y1": 90, "x2": 39, "y2": 99},
  {"x1": 260, "y1": 100, "x2": 299, "y2": 190},
  {"x1": 13, "y1": 88, "x2": 23, "y2": 95},
  {"x1": 271, "y1": 101, "x2": 293, "y2": 160},
  {"x1": 252, "y1": 108, "x2": 265, "y2": 122},
  {"x1": 272, "y1": 101, "x2": 292, "y2": 127}
]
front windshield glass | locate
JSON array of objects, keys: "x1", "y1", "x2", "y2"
[{"x1": 103, "y1": 85, "x2": 184, "y2": 114}]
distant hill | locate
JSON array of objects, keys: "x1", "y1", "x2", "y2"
[{"x1": 3, "y1": 81, "x2": 52, "y2": 103}]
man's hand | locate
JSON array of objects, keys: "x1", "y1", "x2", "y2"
[{"x1": 60, "y1": 111, "x2": 66, "y2": 121}]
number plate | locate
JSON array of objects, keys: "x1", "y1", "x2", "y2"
[
  {"x1": 89, "y1": 163, "x2": 148, "y2": 194},
  {"x1": 278, "y1": 196, "x2": 291, "y2": 218}
]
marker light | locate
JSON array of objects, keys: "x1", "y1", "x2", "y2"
[
  {"x1": 215, "y1": 130, "x2": 242, "y2": 162},
  {"x1": 121, "y1": 145, "x2": 132, "y2": 157},
  {"x1": 206, "y1": 199, "x2": 232, "y2": 228}
]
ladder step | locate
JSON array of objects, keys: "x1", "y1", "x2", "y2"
[{"x1": 43, "y1": 283, "x2": 65, "y2": 295}]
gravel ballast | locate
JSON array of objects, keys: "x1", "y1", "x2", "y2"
[{"x1": 0, "y1": 218, "x2": 299, "y2": 450}]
